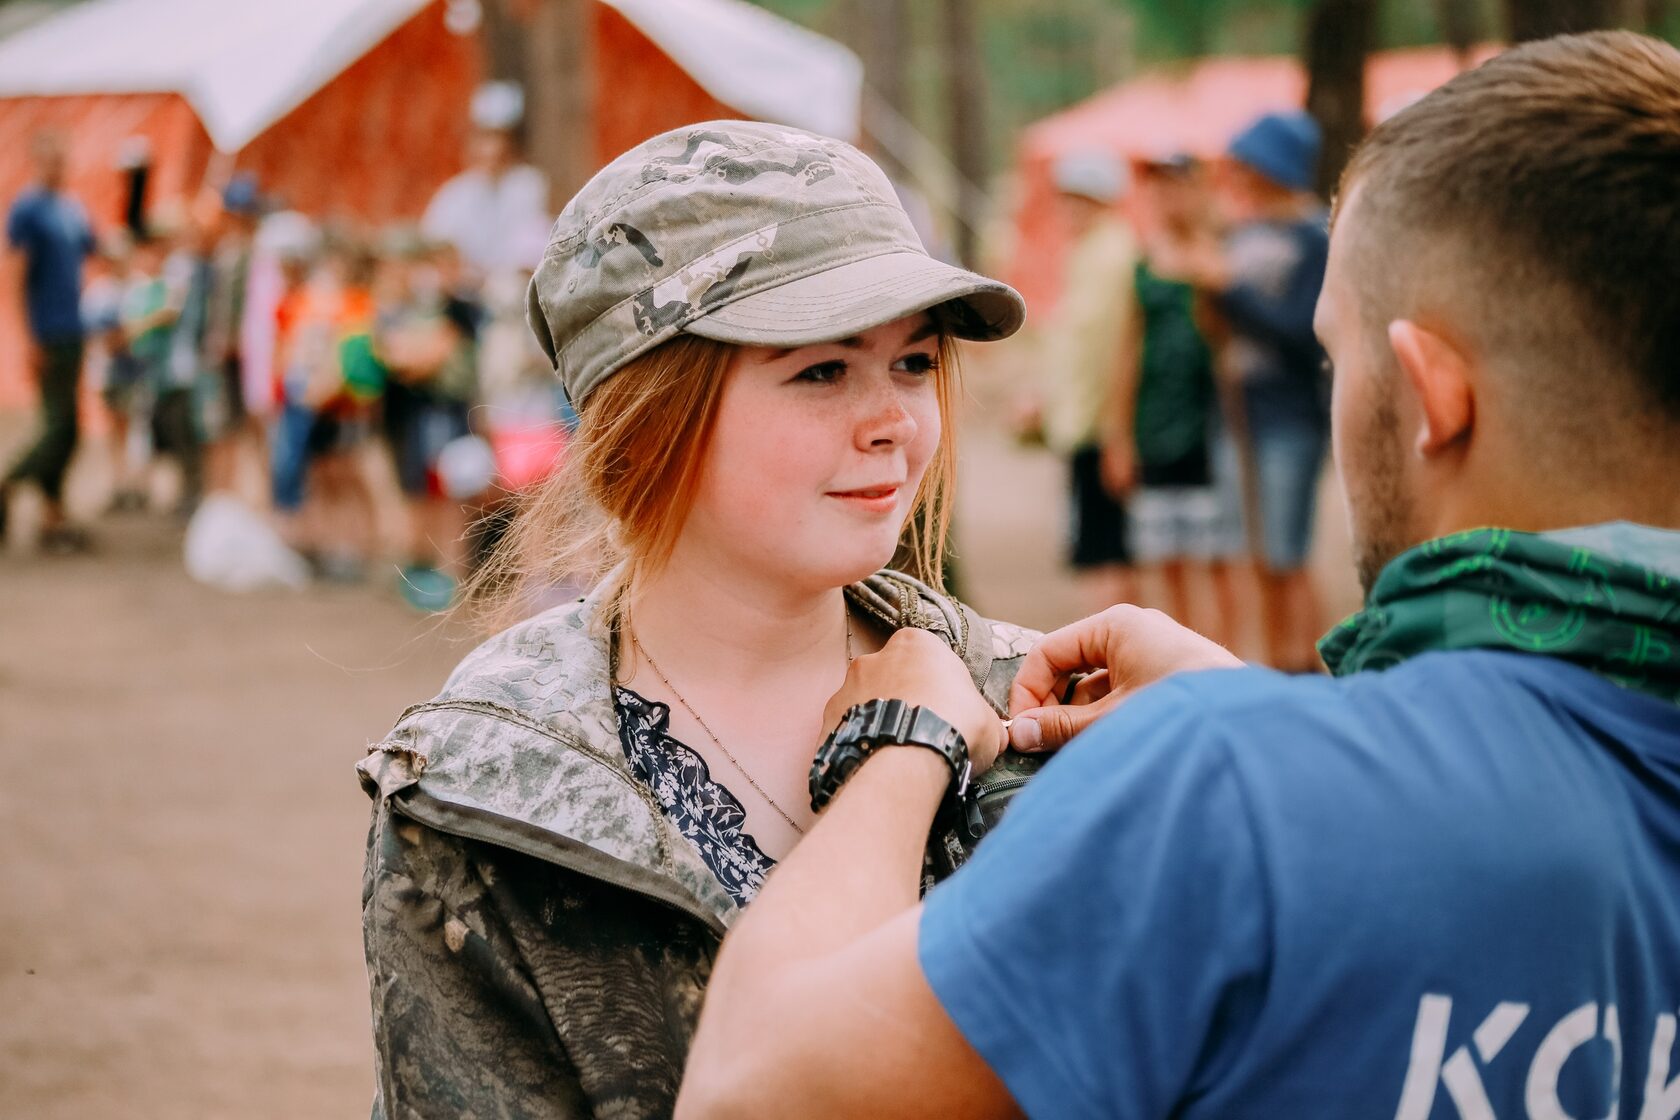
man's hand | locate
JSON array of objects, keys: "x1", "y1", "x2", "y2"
[
  {"x1": 1176, "y1": 227, "x2": 1232, "y2": 291},
  {"x1": 1008, "y1": 605, "x2": 1241, "y2": 752},
  {"x1": 825, "y1": 628, "x2": 1007, "y2": 777}
]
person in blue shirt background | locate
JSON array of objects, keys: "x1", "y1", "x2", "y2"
[
  {"x1": 1166, "y1": 108, "x2": 1333, "y2": 672},
  {"x1": 1214, "y1": 110, "x2": 1332, "y2": 672},
  {"x1": 677, "y1": 31, "x2": 1680, "y2": 1120},
  {"x1": 2, "y1": 130, "x2": 96, "y2": 552}
]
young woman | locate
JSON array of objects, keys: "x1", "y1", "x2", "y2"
[{"x1": 357, "y1": 121, "x2": 1034, "y2": 1119}]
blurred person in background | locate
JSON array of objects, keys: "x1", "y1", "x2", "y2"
[
  {"x1": 154, "y1": 211, "x2": 215, "y2": 516},
  {"x1": 1182, "y1": 111, "x2": 1331, "y2": 671},
  {"x1": 118, "y1": 223, "x2": 189, "y2": 513},
  {"x1": 200, "y1": 174, "x2": 265, "y2": 497},
  {"x1": 375, "y1": 231, "x2": 482, "y2": 608},
  {"x1": 269, "y1": 222, "x2": 382, "y2": 579},
  {"x1": 1029, "y1": 150, "x2": 1139, "y2": 612},
  {"x1": 2, "y1": 131, "x2": 96, "y2": 551},
  {"x1": 421, "y1": 80, "x2": 551, "y2": 283},
  {"x1": 267, "y1": 214, "x2": 319, "y2": 549},
  {"x1": 237, "y1": 205, "x2": 304, "y2": 473},
  {"x1": 83, "y1": 229, "x2": 145, "y2": 512},
  {"x1": 424, "y1": 80, "x2": 557, "y2": 465},
  {"x1": 301, "y1": 238, "x2": 384, "y2": 581},
  {"x1": 1108, "y1": 154, "x2": 1242, "y2": 645}
]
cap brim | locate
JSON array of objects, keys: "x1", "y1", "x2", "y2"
[{"x1": 683, "y1": 251, "x2": 1025, "y2": 348}]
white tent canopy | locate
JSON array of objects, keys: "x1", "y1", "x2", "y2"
[
  {"x1": 605, "y1": 0, "x2": 861, "y2": 141},
  {"x1": 0, "y1": 0, "x2": 434, "y2": 151},
  {"x1": 0, "y1": 0, "x2": 862, "y2": 153}
]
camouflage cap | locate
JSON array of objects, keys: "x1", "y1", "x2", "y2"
[{"x1": 527, "y1": 120, "x2": 1026, "y2": 405}]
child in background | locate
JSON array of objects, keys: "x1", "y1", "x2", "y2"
[
  {"x1": 156, "y1": 214, "x2": 214, "y2": 515},
  {"x1": 84, "y1": 230, "x2": 143, "y2": 511},
  {"x1": 271, "y1": 235, "x2": 383, "y2": 581},
  {"x1": 201, "y1": 174, "x2": 265, "y2": 497},
  {"x1": 1108, "y1": 155, "x2": 1244, "y2": 646},
  {"x1": 118, "y1": 227, "x2": 182, "y2": 511},
  {"x1": 267, "y1": 215, "x2": 321, "y2": 551},
  {"x1": 376, "y1": 235, "x2": 481, "y2": 608},
  {"x1": 1033, "y1": 151, "x2": 1141, "y2": 613}
]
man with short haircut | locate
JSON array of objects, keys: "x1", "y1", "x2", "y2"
[
  {"x1": 2, "y1": 131, "x2": 95, "y2": 549},
  {"x1": 677, "y1": 32, "x2": 1680, "y2": 1119}
]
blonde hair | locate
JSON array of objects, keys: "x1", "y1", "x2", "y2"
[{"x1": 466, "y1": 330, "x2": 961, "y2": 635}]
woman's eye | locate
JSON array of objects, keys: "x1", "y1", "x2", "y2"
[
  {"x1": 893, "y1": 351, "x2": 939, "y2": 376},
  {"x1": 794, "y1": 360, "x2": 846, "y2": 384}
]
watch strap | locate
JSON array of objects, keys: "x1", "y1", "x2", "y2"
[{"x1": 809, "y1": 699, "x2": 970, "y2": 813}]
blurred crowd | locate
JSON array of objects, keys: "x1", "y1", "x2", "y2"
[
  {"x1": 1017, "y1": 110, "x2": 1331, "y2": 669},
  {"x1": 2, "y1": 82, "x2": 568, "y2": 610},
  {"x1": 4, "y1": 78, "x2": 1333, "y2": 653}
]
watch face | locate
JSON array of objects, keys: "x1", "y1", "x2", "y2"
[{"x1": 813, "y1": 700, "x2": 969, "y2": 813}]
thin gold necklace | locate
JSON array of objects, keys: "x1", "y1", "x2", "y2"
[{"x1": 629, "y1": 609, "x2": 854, "y2": 836}]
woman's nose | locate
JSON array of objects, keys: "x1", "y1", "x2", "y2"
[{"x1": 856, "y1": 382, "x2": 919, "y2": 449}]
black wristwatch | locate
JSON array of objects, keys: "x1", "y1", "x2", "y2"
[{"x1": 809, "y1": 698, "x2": 971, "y2": 813}]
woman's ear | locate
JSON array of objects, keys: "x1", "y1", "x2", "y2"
[{"x1": 1388, "y1": 319, "x2": 1473, "y2": 457}]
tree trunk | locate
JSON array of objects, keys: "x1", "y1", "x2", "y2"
[
  {"x1": 854, "y1": 0, "x2": 910, "y2": 178},
  {"x1": 479, "y1": 0, "x2": 531, "y2": 87},
  {"x1": 940, "y1": 0, "x2": 986, "y2": 269},
  {"x1": 1303, "y1": 0, "x2": 1377, "y2": 199},
  {"x1": 524, "y1": 0, "x2": 596, "y2": 209},
  {"x1": 1502, "y1": 0, "x2": 1618, "y2": 41},
  {"x1": 1434, "y1": 0, "x2": 1481, "y2": 66}
]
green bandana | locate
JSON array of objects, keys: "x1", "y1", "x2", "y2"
[{"x1": 1318, "y1": 524, "x2": 1680, "y2": 703}]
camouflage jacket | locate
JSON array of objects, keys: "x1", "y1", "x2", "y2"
[{"x1": 358, "y1": 570, "x2": 1035, "y2": 1120}]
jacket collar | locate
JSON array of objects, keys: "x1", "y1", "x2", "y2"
[{"x1": 359, "y1": 569, "x2": 1017, "y2": 932}]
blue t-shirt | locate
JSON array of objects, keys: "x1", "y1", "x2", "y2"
[
  {"x1": 920, "y1": 653, "x2": 1680, "y2": 1119},
  {"x1": 1218, "y1": 214, "x2": 1329, "y2": 434},
  {"x1": 7, "y1": 187, "x2": 94, "y2": 342}
]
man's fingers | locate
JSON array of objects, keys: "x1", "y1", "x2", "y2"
[
  {"x1": 1069, "y1": 669, "x2": 1112, "y2": 707},
  {"x1": 1009, "y1": 606, "x2": 1139, "y2": 713},
  {"x1": 1010, "y1": 694, "x2": 1118, "y2": 753}
]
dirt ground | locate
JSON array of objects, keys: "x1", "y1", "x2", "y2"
[{"x1": 0, "y1": 403, "x2": 1357, "y2": 1118}]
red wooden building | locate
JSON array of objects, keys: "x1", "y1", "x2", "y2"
[{"x1": 0, "y1": 0, "x2": 861, "y2": 409}]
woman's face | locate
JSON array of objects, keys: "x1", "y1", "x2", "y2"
[{"x1": 681, "y1": 313, "x2": 943, "y2": 592}]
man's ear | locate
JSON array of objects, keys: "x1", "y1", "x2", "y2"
[{"x1": 1388, "y1": 319, "x2": 1473, "y2": 456}]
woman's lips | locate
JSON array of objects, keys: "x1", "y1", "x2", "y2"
[{"x1": 827, "y1": 486, "x2": 901, "y2": 513}]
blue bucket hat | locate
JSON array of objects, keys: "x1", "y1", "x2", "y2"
[
  {"x1": 221, "y1": 173, "x2": 264, "y2": 217},
  {"x1": 1226, "y1": 111, "x2": 1322, "y2": 192}
]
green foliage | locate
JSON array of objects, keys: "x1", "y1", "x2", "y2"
[
  {"x1": 743, "y1": 0, "x2": 1674, "y2": 172},
  {"x1": 747, "y1": 0, "x2": 831, "y2": 22}
]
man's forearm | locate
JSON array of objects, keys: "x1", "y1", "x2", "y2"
[
  {"x1": 690, "y1": 745, "x2": 945, "y2": 1031},
  {"x1": 728, "y1": 745, "x2": 946, "y2": 961},
  {"x1": 680, "y1": 746, "x2": 950, "y2": 1117},
  {"x1": 681, "y1": 634, "x2": 1018, "y2": 1120}
]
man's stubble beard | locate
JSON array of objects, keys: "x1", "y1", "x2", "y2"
[{"x1": 1350, "y1": 386, "x2": 1414, "y2": 600}]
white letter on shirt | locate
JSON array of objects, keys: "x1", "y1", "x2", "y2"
[
  {"x1": 1640, "y1": 1013, "x2": 1680, "y2": 1120},
  {"x1": 1526, "y1": 1002, "x2": 1620, "y2": 1120}
]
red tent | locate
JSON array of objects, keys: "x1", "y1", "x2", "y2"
[{"x1": 1008, "y1": 43, "x2": 1502, "y2": 315}]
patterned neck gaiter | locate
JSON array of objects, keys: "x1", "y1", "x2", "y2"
[{"x1": 1319, "y1": 526, "x2": 1680, "y2": 704}]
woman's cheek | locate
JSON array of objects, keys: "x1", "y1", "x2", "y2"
[{"x1": 905, "y1": 391, "x2": 943, "y2": 480}]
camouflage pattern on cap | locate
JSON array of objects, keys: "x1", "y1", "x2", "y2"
[{"x1": 527, "y1": 120, "x2": 1025, "y2": 405}]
